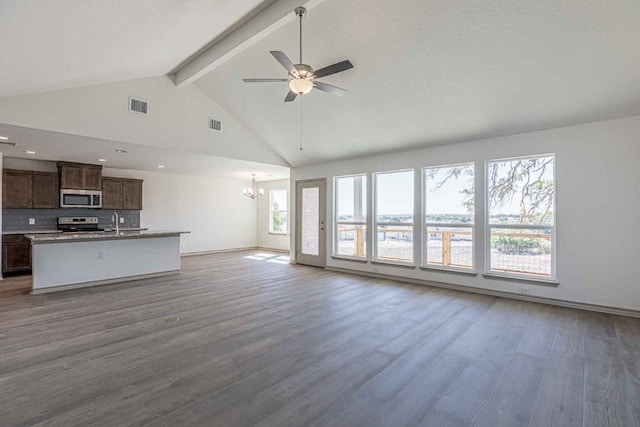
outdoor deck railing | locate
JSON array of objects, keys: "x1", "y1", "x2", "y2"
[{"x1": 337, "y1": 226, "x2": 552, "y2": 276}]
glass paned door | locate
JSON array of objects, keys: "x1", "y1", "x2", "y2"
[
  {"x1": 301, "y1": 187, "x2": 320, "y2": 255},
  {"x1": 296, "y1": 179, "x2": 326, "y2": 267}
]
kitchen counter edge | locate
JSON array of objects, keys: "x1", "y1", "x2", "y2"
[{"x1": 25, "y1": 230, "x2": 190, "y2": 244}]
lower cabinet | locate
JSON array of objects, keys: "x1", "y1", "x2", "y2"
[{"x1": 2, "y1": 235, "x2": 32, "y2": 275}]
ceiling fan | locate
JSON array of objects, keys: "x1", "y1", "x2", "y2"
[{"x1": 243, "y1": 6, "x2": 354, "y2": 102}]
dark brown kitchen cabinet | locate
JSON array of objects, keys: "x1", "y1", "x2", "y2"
[
  {"x1": 83, "y1": 167, "x2": 102, "y2": 190},
  {"x1": 2, "y1": 170, "x2": 33, "y2": 208},
  {"x1": 31, "y1": 172, "x2": 59, "y2": 208},
  {"x1": 57, "y1": 162, "x2": 102, "y2": 190},
  {"x1": 3, "y1": 170, "x2": 59, "y2": 209},
  {"x1": 122, "y1": 179, "x2": 143, "y2": 210},
  {"x1": 102, "y1": 178, "x2": 123, "y2": 210},
  {"x1": 2, "y1": 234, "x2": 31, "y2": 274},
  {"x1": 102, "y1": 177, "x2": 143, "y2": 210},
  {"x1": 59, "y1": 165, "x2": 83, "y2": 189}
]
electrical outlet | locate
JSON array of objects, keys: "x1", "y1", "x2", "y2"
[
  {"x1": 97, "y1": 252, "x2": 105, "y2": 260},
  {"x1": 28, "y1": 218, "x2": 35, "y2": 225},
  {"x1": 119, "y1": 217, "x2": 124, "y2": 223}
]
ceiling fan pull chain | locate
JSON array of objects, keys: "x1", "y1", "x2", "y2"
[{"x1": 299, "y1": 97, "x2": 303, "y2": 151}]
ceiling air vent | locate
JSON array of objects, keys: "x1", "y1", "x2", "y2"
[
  {"x1": 129, "y1": 97, "x2": 149, "y2": 115},
  {"x1": 209, "y1": 118, "x2": 222, "y2": 131}
]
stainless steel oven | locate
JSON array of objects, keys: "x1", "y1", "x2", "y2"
[{"x1": 60, "y1": 189, "x2": 103, "y2": 208}]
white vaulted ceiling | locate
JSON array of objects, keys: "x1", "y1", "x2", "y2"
[
  {"x1": 0, "y1": 0, "x2": 269, "y2": 97},
  {"x1": 1, "y1": 0, "x2": 640, "y2": 171},
  {"x1": 195, "y1": 0, "x2": 640, "y2": 166}
]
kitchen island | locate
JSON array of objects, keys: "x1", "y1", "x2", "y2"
[{"x1": 25, "y1": 230, "x2": 189, "y2": 294}]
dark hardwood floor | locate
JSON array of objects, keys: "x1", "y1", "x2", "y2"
[{"x1": 1, "y1": 250, "x2": 639, "y2": 426}]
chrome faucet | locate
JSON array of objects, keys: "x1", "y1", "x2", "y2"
[{"x1": 111, "y1": 211, "x2": 119, "y2": 234}]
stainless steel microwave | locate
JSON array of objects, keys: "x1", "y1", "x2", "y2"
[{"x1": 60, "y1": 189, "x2": 103, "y2": 208}]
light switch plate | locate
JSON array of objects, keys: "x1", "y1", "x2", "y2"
[
  {"x1": 28, "y1": 218, "x2": 35, "y2": 225},
  {"x1": 120, "y1": 218, "x2": 125, "y2": 223}
]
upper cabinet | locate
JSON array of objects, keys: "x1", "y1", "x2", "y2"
[
  {"x1": 102, "y1": 178, "x2": 123, "y2": 210},
  {"x1": 83, "y1": 167, "x2": 102, "y2": 190},
  {"x1": 3, "y1": 170, "x2": 32, "y2": 208},
  {"x1": 2, "y1": 165, "x2": 142, "y2": 210},
  {"x1": 31, "y1": 172, "x2": 59, "y2": 208},
  {"x1": 3, "y1": 170, "x2": 59, "y2": 209},
  {"x1": 122, "y1": 179, "x2": 143, "y2": 210},
  {"x1": 102, "y1": 177, "x2": 143, "y2": 210},
  {"x1": 57, "y1": 162, "x2": 102, "y2": 190}
]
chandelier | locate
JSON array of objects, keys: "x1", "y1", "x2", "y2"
[{"x1": 243, "y1": 174, "x2": 264, "y2": 199}]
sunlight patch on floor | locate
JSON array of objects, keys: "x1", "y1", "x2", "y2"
[{"x1": 243, "y1": 253, "x2": 290, "y2": 264}]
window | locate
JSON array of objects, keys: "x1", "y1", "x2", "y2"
[
  {"x1": 335, "y1": 175, "x2": 367, "y2": 258},
  {"x1": 486, "y1": 155, "x2": 555, "y2": 278},
  {"x1": 269, "y1": 190, "x2": 288, "y2": 234},
  {"x1": 374, "y1": 170, "x2": 414, "y2": 263},
  {"x1": 424, "y1": 163, "x2": 475, "y2": 270}
]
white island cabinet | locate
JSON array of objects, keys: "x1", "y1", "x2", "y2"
[{"x1": 25, "y1": 231, "x2": 189, "y2": 294}]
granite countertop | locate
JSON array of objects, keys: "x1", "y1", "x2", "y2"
[
  {"x1": 103, "y1": 227, "x2": 149, "y2": 232},
  {"x1": 3, "y1": 230, "x2": 63, "y2": 235},
  {"x1": 25, "y1": 230, "x2": 190, "y2": 244},
  {"x1": 3, "y1": 228, "x2": 148, "y2": 235}
]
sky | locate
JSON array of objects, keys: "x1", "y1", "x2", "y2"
[
  {"x1": 337, "y1": 169, "x2": 471, "y2": 217},
  {"x1": 336, "y1": 157, "x2": 554, "y2": 220}
]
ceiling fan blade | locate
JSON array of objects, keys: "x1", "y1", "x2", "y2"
[
  {"x1": 313, "y1": 81, "x2": 347, "y2": 96},
  {"x1": 313, "y1": 60, "x2": 353, "y2": 79},
  {"x1": 243, "y1": 78, "x2": 289, "y2": 83},
  {"x1": 284, "y1": 90, "x2": 298, "y2": 102},
  {"x1": 271, "y1": 51, "x2": 298, "y2": 75}
]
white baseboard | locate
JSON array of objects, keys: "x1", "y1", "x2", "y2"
[
  {"x1": 325, "y1": 266, "x2": 640, "y2": 319},
  {"x1": 181, "y1": 247, "x2": 290, "y2": 257},
  {"x1": 30, "y1": 270, "x2": 181, "y2": 295},
  {"x1": 181, "y1": 247, "x2": 258, "y2": 257}
]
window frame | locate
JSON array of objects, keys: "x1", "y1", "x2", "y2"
[
  {"x1": 333, "y1": 174, "x2": 368, "y2": 260},
  {"x1": 484, "y1": 153, "x2": 557, "y2": 281},
  {"x1": 422, "y1": 162, "x2": 476, "y2": 273},
  {"x1": 373, "y1": 169, "x2": 415, "y2": 266},
  {"x1": 268, "y1": 189, "x2": 289, "y2": 235}
]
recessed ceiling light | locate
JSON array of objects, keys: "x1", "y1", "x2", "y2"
[
  {"x1": 24, "y1": 150, "x2": 36, "y2": 154},
  {"x1": 0, "y1": 136, "x2": 9, "y2": 141},
  {"x1": 157, "y1": 165, "x2": 165, "y2": 168},
  {"x1": 97, "y1": 158, "x2": 107, "y2": 162},
  {"x1": 115, "y1": 149, "x2": 128, "y2": 154}
]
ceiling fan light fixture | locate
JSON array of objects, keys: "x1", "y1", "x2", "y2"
[
  {"x1": 242, "y1": 6, "x2": 353, "y2": 102},
  {"x1": 289, "y1": 78, "x2": 313, "y2": 95}
]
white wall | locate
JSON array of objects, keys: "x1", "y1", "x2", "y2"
[
  {"x1": 3, "y1": 158, "x2": 258, "y2": 254},
  {"x1": 100, "y1": 168, "x2": 257, "y2": 254},
  {"x1": 0, "y1": 76, "x2": 288, "y2": 167},
  {"x1": 291, "y1": 115, "x2": 640, "y2": 312},
  {"x1": 257, "y1": 179, "x2": 290, "y2": 251}
]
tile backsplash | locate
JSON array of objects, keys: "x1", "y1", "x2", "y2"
[{"x1": 2, "y1": 209, "x2": 140, "y2": 231}]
